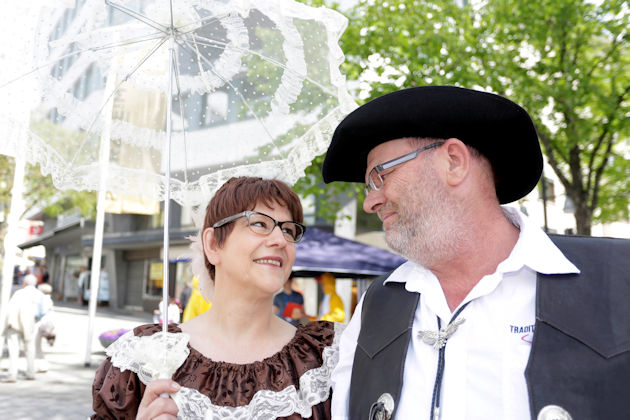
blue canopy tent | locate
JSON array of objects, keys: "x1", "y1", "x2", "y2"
[{"x1": 293, "y1": 227, "x2": 406, "y2": 278}]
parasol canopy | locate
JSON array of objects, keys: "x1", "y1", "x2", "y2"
[{"x1": 1, "y1": 0, "x2": 356, "y2": 207}]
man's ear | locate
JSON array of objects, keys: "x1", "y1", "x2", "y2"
[
  {"x1": 202, "y1": 227, "x2": 220, "y2": 265},
  {"x1": 442, "y1": 138, "x2": 470, "y2": 188}
]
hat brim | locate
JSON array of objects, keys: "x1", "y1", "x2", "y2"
[{"x1": 322, "y1": 86, "x2": 542, "y2": 204}]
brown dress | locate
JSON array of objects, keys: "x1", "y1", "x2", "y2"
[{"x1": 91, "y1": 321, "x2": 341, "y2": 419}]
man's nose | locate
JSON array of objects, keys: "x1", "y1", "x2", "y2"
[{"x1": 363, "y1": 188, "x2": 385, "y2": 213}]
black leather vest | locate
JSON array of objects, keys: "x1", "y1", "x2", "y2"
[{"x1": 348, "y1": 235, "x2": 630, "y2": 420}]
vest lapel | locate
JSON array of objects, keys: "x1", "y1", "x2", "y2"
[{"x1": 350, "y1": 274, "x2": 420, "y2": 419}]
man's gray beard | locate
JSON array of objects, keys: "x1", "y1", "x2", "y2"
[{"x1": 384, "y1": 176, "x2": 465, "y2": 267}]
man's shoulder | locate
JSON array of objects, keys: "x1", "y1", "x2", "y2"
[
  {"x1": 360, "y1": 271, "x2": 419, "y2": 322},
  {"x1": 547, "y1": 234, "x2": 630, "y2": 273},
  {"x1": 365, "y1": 271, "x2": 406, "y2": 295},
  {"x1": 538, "y1": 234, "x2": 630, "y2": 358},
  {"x1": 549, "y1": 233, "x2": 630, "y2": 251}
]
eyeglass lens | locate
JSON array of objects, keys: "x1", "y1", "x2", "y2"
[
  {"x1": 247, "y1": 212, "x2": 303, "y2": 242},
  {"x1": 367, "y1": 169, "x2": 382, "y2": 192}
]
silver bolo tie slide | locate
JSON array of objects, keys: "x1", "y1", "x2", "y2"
[{"x1": 419, "y1": 317, "x2": 466, "y2": 350}]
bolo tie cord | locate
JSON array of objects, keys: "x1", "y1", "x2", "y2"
[{"x1": 428, "y1": 301, "x2": 471, "y2": 420}]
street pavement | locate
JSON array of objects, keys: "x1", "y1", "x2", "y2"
[{"x1": 0, "y1": 302, "x2": 152, "y2": 419}]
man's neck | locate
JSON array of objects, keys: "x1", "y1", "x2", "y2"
[{"x1": 429, "y1": 207, "x2": 520, "y2": 311}]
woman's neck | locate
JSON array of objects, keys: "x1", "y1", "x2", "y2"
[{"x1": 182, "y1": 287, "x2": 296, "y2": 364}]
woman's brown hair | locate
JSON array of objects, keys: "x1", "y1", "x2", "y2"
[{"x1": 202, "y1": 177, "x2": 303, "y2": 280}]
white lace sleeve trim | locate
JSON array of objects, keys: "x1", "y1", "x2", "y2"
[
  {"x1": 107, "y1": 330, "x2": 191, "y2": 382},
  {"x1": 108, "y1": 323, "x2": 345, "y2": 420}
]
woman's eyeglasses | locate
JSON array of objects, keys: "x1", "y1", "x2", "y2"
[{"x1": 212, "y1": 211, "x2": 306, "y2": 243}]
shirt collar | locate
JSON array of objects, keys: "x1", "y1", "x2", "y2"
[{"x1": 501, "y1": 205, "x2": 580, "y2": 275}]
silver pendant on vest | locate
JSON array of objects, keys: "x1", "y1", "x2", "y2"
[{"x1": 369, "y1": 393, "x2": 395, "y2": 420}]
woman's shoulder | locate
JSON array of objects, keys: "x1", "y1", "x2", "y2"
[{"x1": 295, "y1": 320, "x2": 344, "y2": 350}]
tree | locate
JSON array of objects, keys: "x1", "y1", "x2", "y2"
[
  {"x1": 304, "y1": 0, "x2": 629, "y2": 234},
  {"x1": 0, "y1": 156, "x2": 96, "y2": 259}
]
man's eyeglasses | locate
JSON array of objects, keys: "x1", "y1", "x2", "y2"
[
  {"x1": 212, "y1": 210, "x2": 306, "y2": 243},
  {"x1": 365, "y1": 141, "x2": 445, "y2": 195}
]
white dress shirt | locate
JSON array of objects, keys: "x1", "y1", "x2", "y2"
[{"x1": 331, "y1": 207, "x2": 580, "y2": 420}]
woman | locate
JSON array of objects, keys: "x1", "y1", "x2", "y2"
[{"x1": 91, "y1": 177, "x2": 342, "y2": 419}]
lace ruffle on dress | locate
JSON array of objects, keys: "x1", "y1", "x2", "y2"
[{"x1": 91, "y1": 321, "x2": 342, "y2": 420}]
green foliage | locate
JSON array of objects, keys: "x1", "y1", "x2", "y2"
[
  {"x1": 297, "y1": 0, "x2": 629, "y2": 233},
  {"x1": 293, "y1": 154, "x2": 364, "y2": 223},
  {"x1": 0, "y1": 155, "x2": 97, "y2": 222},
  {"x1": 0, "y1": 116, "x2": 99, "y2": 234}
]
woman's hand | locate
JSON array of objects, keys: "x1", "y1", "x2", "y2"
[{"x1": 136, "y1": 379, "x2": 180, "y2": 420}]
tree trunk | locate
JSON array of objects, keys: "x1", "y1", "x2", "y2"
[{"x1": 573, "y1": 198, "x2": 592, "y2": 236}]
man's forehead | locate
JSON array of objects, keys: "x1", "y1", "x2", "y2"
[{"x1": 366, "y1": 138, "x2": 415, "y2": 163}]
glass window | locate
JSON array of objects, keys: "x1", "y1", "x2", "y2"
[{"x1": 145, "y1": 259, "x2": 164, "y2": 297}]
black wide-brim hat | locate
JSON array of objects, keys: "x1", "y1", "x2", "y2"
[{"x1": 322, "y1": 85, "x2": 543, "y2": 204}]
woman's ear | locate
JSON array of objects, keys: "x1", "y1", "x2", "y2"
[
  {"x1": 443, "y1": 138, "x2": 470, "y2": 188},
  {"x1": 202, "y1": 227, "x2": 220, "y2": 265}
]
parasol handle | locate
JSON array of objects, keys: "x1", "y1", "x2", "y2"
[{"x1": 159, "y1": 372, "x2": 173, "y2": 399}]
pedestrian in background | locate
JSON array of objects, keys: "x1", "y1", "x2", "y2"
[
  {"x1": 153, "y1": 297, "x2": 182, "y2": 325},
  {"x1": 35, "y1": 283, "x2": 56, "y2": 373},
  {"x1": 77, "y1": 266, "x2": 89, "y2": 305},
  {"x1": 273, "y1": 274, "x2": 304, "y2": 325},
  {"x1": 1, "y1": 274, "x2": 44, "y2": 382},
  {"x1": 179, "y1": 280, "x2": 193, "y2": 312}
]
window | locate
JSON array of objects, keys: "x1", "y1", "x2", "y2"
[
  {"x1": 145, "y1": 259, "x2": 164, "y2": 297},
  {"x1": 144, "y1": 259, "x2": 177, "y2": 298},
  {"x1": 539, "y1": 177, "x2": 555, "y2": 203}
]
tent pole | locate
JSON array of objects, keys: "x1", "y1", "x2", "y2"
[{"x1": 83, "y1": 58, "x2": 116, "y2": 367}]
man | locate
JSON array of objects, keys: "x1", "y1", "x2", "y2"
[
  {"x1": 1, "y1": 274, "x2": 45, "y2": 382},
  {"x1": 322, "y1": 86, "x2": 630, "y2": 420},
  {"x1": 273, "y1": 275, "x2": 305, "y2": 325},
  {"x1": 34, "y1": 283, "x2": 55, "y2": 373},
  {"x1": 77, "y1": 266, "x2": 89, "y2": 305}
]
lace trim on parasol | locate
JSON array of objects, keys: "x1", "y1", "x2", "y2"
[
  {"x1": 107, "y1": 330, "x2": 191, "y2": 382},
  {"x1": 8, "y1": 0, "x2": 358, "y2": 208},
  {"x1": 171, "y1": 322, "x2": 345, "y2": 420}
]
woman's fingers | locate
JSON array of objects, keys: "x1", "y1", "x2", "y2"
[{"x1": 136, "y1": 379, "x2": 180, "y2": 420}]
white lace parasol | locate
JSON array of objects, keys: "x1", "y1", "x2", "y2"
[{"x1": 1, "y1": 0, "x2": 357, "y2": 207}]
